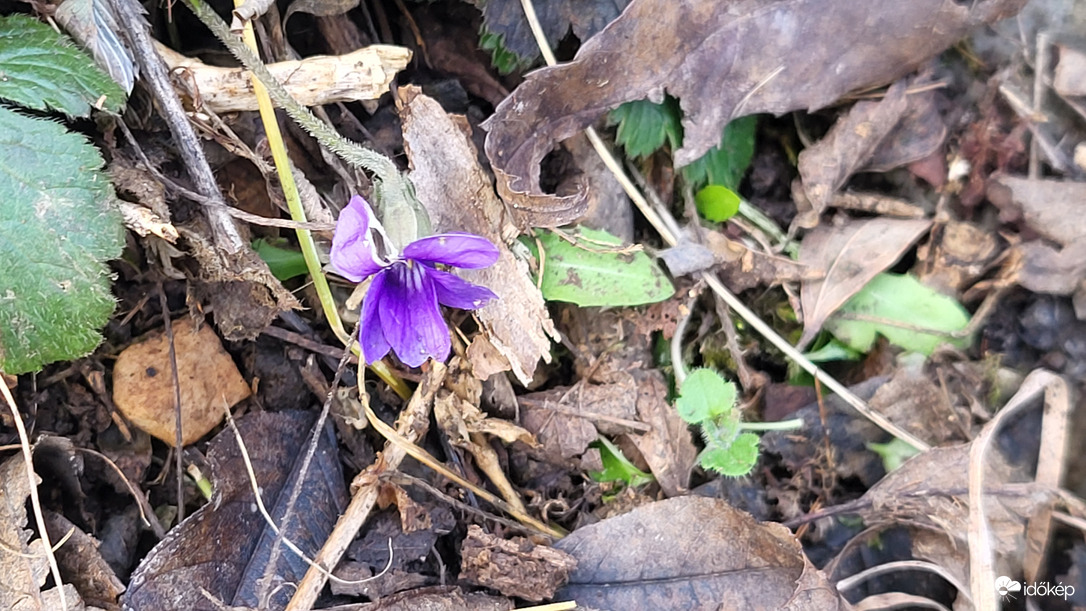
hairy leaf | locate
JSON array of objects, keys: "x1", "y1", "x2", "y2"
[
  {"x1": 0, "y1": 108, "x2": 123, "y2": 374},
  {"x1": 676, "y1": 368, "x2": 736, "y2": 424},
  {"x1": 0, "y1": 13, "x2": 125, "y2": 116}
]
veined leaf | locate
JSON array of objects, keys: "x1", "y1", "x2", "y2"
[
  {"x1": 825, "y1": 273, "x2": 971, "y2": 356},
  {"x1": 526, "y1": 226, "x2": 673, "y2": 307},
  {"x1": 680, "y1": 115, "x2": 757, "y2": 190},
  {"x1": 610, "y1": 97, "x2": 683, "y2": 159},
  {"x1": 675, "y1": 368, "x2": 736, "y2": 424},
  {"x1": 0, "y1": 13, "x2": 126, "y2": 116},
  {"x1": 0, "y1": 107, "x2": 124, "y2": 373}
]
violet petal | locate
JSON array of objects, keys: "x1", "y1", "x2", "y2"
[
  {"x1": 378, "y1": 262, "x2": 451, "y2": 367},
  {"x1": 359, "y1": 271, "x2": 392, "y2": 364},
  {"x1": 429, "y1": 268, "x2": 497, "y2": 310},
  {"x1": 402, "y1": 233, "x2": 499, "y2": 269},
  {"x1": 331, "y1": 195, "x2": 385, "y2": 282}
]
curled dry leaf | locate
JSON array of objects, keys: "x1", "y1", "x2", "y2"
[
  {"x1": 157, "y1": 42, "x2": 410, "y2": 113},
  {"x1": 798, "y1": 217, "x2": 932, "y2": 348},
  {"x1": 398, "y1": 86, "x2": 558, "y2": 385},
  {"x1": 483, "y1": 0, "x2": 1026, "y2": 227}
]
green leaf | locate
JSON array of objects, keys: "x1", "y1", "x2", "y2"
[
  {"x1": 867, "y1": 438, "x2": 921, "y2": 472},
  {"x1": 253, "y1": 238, "x2": 309, "y2": 281},
  {"x1": 590, "y1": 437, "x2": 654, "y2": 488},
  {"x1": 0, "y1": 107, "x2": 124, "y2": 374},
  {"x1": 675, "y1": 368, "x2": 736, "y2": 424},
  {"x1": 681, "y1": 115, "x2": 757, "y2": 190},
  {"x1": 0, "y1": 14, "x2": 126, "y2": 116},
  {"x1": 699, "y1": 432, "x2": 759, "y2": 477},
  {"x1": 609, "y1": 97, "x2": 683, "y2": 159},
  {"x1": 526, "y1": 226, "x2": 673, "y2": 307},
  {"x1": 694, "y1": 185, "x2": 741, "y2": 222},
  {"x1": 803, "y1": 338, "x2": 863, "y2": 363},
  {"x1": 479, "y1": 28, "x2": 534, "y2": 75},
  {"x1": 825, "y1": 273, "x2": 972, "y2": 356}
]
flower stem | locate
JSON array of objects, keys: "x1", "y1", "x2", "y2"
[
  {"x1": 225, "y1": 0, "x2": 410, "y2": 400},
  {"x1": 738, "y1": 418, "x2": 804, "y2": 432}
]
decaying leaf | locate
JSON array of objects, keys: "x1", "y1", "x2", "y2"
[
  {"x1": 124, "y1": 411, "x2": 347, "y2": 611},
  {"x1": 460, "y1": 525, "x2": 576, "y2": 602},
  {"x1": 987, "y1": 174, "x2": 1086, "y2": 246},
  {"x1": 112, "y1": 316, "x2": 251, "y2": 446},
  {"x1": 398, "y1": 86, "x2": 558, "y2": 385},
  {"x1": 553, "y1": 496, "x2": 849, "y2": 609},
  {"x1": 483, "y1": 0, "x2": 1027, "y2": 227},
  {"x1": 798, "y1": 217, "x2": 932, "y2": 348},
  {"x1": 157, "y1": 42, "x2": 411, "y2": 113},
  {"x1": 795, "y1": 80, "x2": 910, "y2": 226}
]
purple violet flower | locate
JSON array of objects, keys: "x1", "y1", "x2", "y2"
[{"x1": 331, "y1": 195, "x2": 499, "y2": 367}]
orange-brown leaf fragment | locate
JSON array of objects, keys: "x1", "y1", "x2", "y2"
[{"x1": 112, "y1": 317, "x2": 250, "y2": 446}]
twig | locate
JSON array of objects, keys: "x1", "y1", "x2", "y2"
[
  {"x1": 109, "y1": 0, "x2": 245, "y2": 254},
  {"x1": 286, "y1": 364, "x2": 448, "y2": 611},
  {"x1": 157, "y1": 284, "x2": 186, "y2": 523}
]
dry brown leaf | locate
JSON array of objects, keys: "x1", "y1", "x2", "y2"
[
  {"x1": 862, "y1": 87, "x2": 947, "y2": 173},
  {"x1": 1015, "y1": 240, "x2": 1086, "y2": 295},
  {"x1": 483, "y1": 0, "x2": 1026, "y2": 227},
  {"x1": 796, "y1": 80, "x2": 910, "y2": 226},
  {"x1": 398, "y1": 86, "x2": 558, "y2": 385},
  {"x1": 43, "y1": 512, "x2": 125, "y2": 609},
  {"x1": 988, "y1": 175, "x2": 1086, "y2": 246},
  {"x1": 628, "y1": 370, "x2": 697, "y2": 498},
  {"x1": 554, "y1": 496, "x2": 850, "y2": 610},
  {"x1": 0, "y1": 454, "x2": 50, "y2": 611},
  {"x1": 916, "y1": 220, "x2": 1001, "y2": 294},
  {"x1": 1054, "y1": 42, "x2": 1086, "y2": 98},
  {"x1": 157, "y1": 42, "x2": 410, "y2": 113},
  {"x1": 798, "y1": 217, "x2": 932, "y2": 348},
  {"x1": 112, "y1": 317, "x2": 251, "y2": 446}
]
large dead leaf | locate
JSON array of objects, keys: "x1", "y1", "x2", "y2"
[
  {"x1": 399, "y1": 86, "x2": 558, "y2": 385},
  {"x1": 124, "y1": 411, "x2": 347, "y2": 611},
  {"x1": 477, "y1": 0, "x2": 631, "y2": 69},
  {"x1": 483, "y1": 0, "x2": 1027, "y2": 227},
  {"x1": 553, "y1": 496, "x2": 850, "y2": 610},
  {"x1": 798, "y1": 217, "x2": 932, "y2": 347}
]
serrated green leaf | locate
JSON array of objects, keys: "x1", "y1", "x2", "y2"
[
  {"x1": 700, "y1": 432, "x2": 759, "y2": 477},
  {"x1": 825, "y1": 273, "x2": 972, "y2": 356},
  {"x1": 590, "y1": 437, "x2": 654, "y2": 488},
  {"x1": 526, "y1": 226, "x2": 673, "y2": 307},
  {"x1": 0, "y1": 107, "x2": 124, "y2": 374},
  {"x1": 253, "y1": 238, "x2": 309, "y2": 281},
  {"x1": 0, "y1": 14, "x2": 126, "y2": 116},
  {"x1": 694, "y1": 184, "x2": 741, "y2": 222},
  {"x1": 676, "y1": 368, "x2": 736, "y2": 424},
  {"x1": 681, "y1": 115, "x2": 757, "y2": 190},
  {"x1": 479, "y1": 28, "x2": 534, "y2": 75},
  {"x1": 610, "y1": 97, "x2": 683, "y2": 159}
]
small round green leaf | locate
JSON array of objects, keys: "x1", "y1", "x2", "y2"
[
  {"x1": 695, "y1": 185, "x2": 741, "y2": 222},
  {"x1": 676, "y1": 368, "x2": 736, "y2": 424}
]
